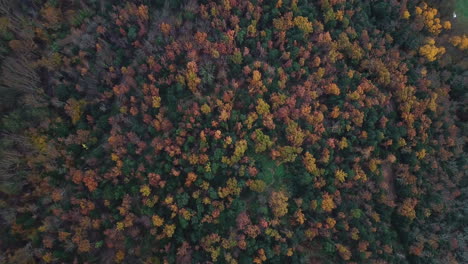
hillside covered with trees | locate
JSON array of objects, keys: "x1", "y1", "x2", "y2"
[{"x1": 0, "y1": 0, "x2": 466, "y2": 263}]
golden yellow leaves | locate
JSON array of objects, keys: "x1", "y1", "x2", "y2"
[
  {"x1": 326, "y1": 217, "x2": 336, "y2": 229},
  {"x1": 200, "y1": 130, "x2": 206, "y2": 142},
  {"x1": 443, "y1": 21, "x2": 451, "y2": 30},
  {"x1": 273, "y1": 146, "x2": 302, "y2": 164},
  {"x1": 285, "y1": 121, "x2": 305, "y2": 147},
  {"x1": 201, "y1": 104, "x2": 211, "y2": 114},
  {"x1": 204, "y1": 162, "x2": 212, "y2": 173},
  {"x1": 219, "y1": 108, "x2": 231, "y2": 122},
  {"x1": 360, "y1": 59, "x2": 390, "y2": 85},
  {"x1": 143, "y1": 194, "x2": 158, "y2": 207},
  {"x1": 415, "y1": 6, "x2": 423, "y2": 15},
  {"x1": 152, "y1": 215, "x2": 164, "y2": 227},
  {"x1": 152, "y1": 96, "x2": 161, "y2": 108},
  {"x1": 368, "y1": 159, "x2": 381, "y2": 173},
  {"x1": 396, "y1": 85, "x2": 416, "y2": 115},
  {"x1": 303, "y1": 152, "x2": 320, "y2": 176},
  {"x1": 164, "y1": 195, "x2": 174, "y2": 205},
  {"x1": 273, "y1": 12, "x2": 294, "y2": 31},
  {"x1": 427, "y1": 93, "x2": 438, "y2": 112},
  {"x1": 200, "y1": 181, "x2": 210, "y2": 191},
  {"x1": 247, "y1": 179, "x2": 266, "y2": 193},
  {"x1": 398, "y1": 198, "x2": 418, "y2": 220},
  {"x1": 202, "y1": 197, "x2": 211, "y2": 205},
  {"x1": 338, "y1": 137, "x2": 348, "y2": 150},
  {"x1": 335, "y1": 10, "x2": 345, "y2": 22},
  {"x1": 336, "y1": 32, "x2": 364, "y2": 61},
  {"x1": 115, "y1": 250, "x2": 125, "y2": 263},
  {"x1": 324, "y1": 83, "x2": 340, "y2": 95},
  {"x1": 211, "y1": 49, "x2": 220, "y2": 59},
  {"x1": 176, "y1": 209, "x2": 192, "y2": 223},
  {"x1": 293, "y1": 16, "x2": 313, "y2": 34},
  {"x1": 42, "y1": 252, "x2": 53, "y2": 263},
  {"x1": 163, "y1": 224, "x2": 176, "y2": 238},
  {"x1": 336, "y1": 244, "x2": 352, "y2": 260},
  {"x1": 353, "y1": 165, "x2": 368, "y2": 182},
  {"x1": 140, "y1": 185, "x2": 151, "y2": 197},
  {"x1": 415, "y1": 3, "x2": 447, "y2": 35},
  {"x1": 222, "y1": 140, "x2": 248, "y2": 166},
  {"x1": 116, "y1": 222, "x2": 124, "y2": 231},
  {"x1": 247, "y1": 20, "x2": 257, "y2": 37},
  {"x1": 218, "y1": 178, "x2": 241, "y2": 198},
  {"x1": 186, "y1": 61, "x2": 201, "y2": 94},
  {"x1": 419, "y1": 38, "x2": 445, "y2": 62},
  {"x1": 64, "y1": 98, "x2": 87, "y2": 125},
  {"x1": 177, "y1": 73, "x2": 187, "y2": 86},
  {"x1": 269, "y1": 191, "x2": 288, "y2": 218},
  {"x1": 347, "y1": 90, "x2": 361, "y2": 100},
  {"x1": 335, "y1": 169, "x2": 348, "y2": 183},
  {"x1": 416, "y1": 149, "x2": 426, "y2": 160},
  {"x1": 245, "y1": 112, "x2": 259, "y2": 129},
  {"x1": 350, "y1": 227, "x2": 360, "y2": 240},
  {"x1": 449, "y1": 35, "x2": 468, "y2": 51},
  {"x1": 264, "y1": 227, "x2": 281, "y2": 241},
  {"x1": 294, "y1": 209, "x2": 305, "y2": 225},
  {"x1": 321, "y1": 193, "x2": 336, "y2": 212},
  {"x1": 305, "y1": 228, "x2": 318, "y2": 240},
  {"x1": 249, "y1": 70, "x2": 267, "y2": 94},
  {"x1": 188, "y1": 153, "x2": 199, "y2": 165},
  {"x1": 402, "y1": 10, "x2": 410, "y2": 19},
  {"x1": 31, "y1": 134, "x2": 48, "y2": 152},
  {"x1": 256, "y1": 98, "x2": 270, "y2": 116}
]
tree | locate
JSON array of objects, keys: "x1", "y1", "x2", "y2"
[{"x1": 269, "y1": 191, "x2": 288, "y2": 218}]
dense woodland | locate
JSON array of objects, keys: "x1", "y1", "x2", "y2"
[{"x1": 0, "y1": 0, "x2": 466, "y2": 263}]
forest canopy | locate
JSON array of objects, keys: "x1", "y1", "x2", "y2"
[{"x1": 0, "y1": 0, "x2": 466, "y2": 263}]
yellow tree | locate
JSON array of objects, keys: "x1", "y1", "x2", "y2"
[
  {"x1": 303, "y1": 152, "x2": 320, "y2": 176},
  {"x1": 419, "y1": 38, "x2": 445, "y2": 62},
  {"x1": 269, "y1": 191, "x2": 289, "y2": 217},
  {"x1": 449, "y1": 35, "x2": 468, "y2": 51},
  {"x1": 321, "y1": 192, "x2": 336, "y2": 212}
]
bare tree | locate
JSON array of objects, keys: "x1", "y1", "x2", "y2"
[{"x1": 0, "y1": 56, "x2": 39, "y2": 94}]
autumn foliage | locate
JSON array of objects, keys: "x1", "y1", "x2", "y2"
[{"x1": 0, "y1": 0, "x2": 466, "y2": 263}]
